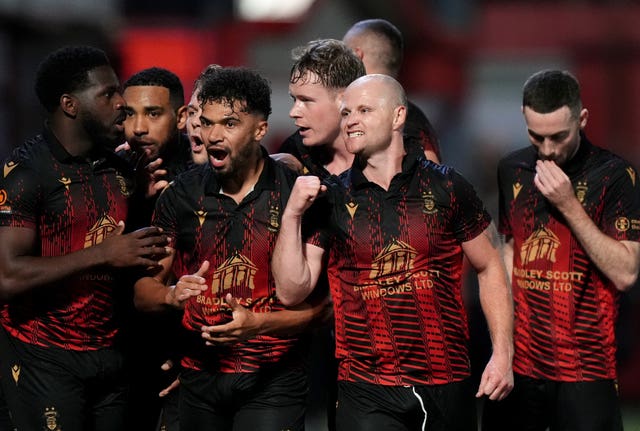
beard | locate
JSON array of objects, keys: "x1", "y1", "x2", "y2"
[{"x1": 212, "y1": 142, "x2": 261, "y2": 183}]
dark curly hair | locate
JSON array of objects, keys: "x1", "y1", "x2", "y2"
[
  {"x1": 197, "y1": 67, "x2": 272, "y2": 119},
  {"x1": 290, "y1": 39, "x2": 365, "y2": 90},
  {"x1": 35, "y1": 45, "x2": 111, "y2": 113},
  {"x1": 123, "y1": 67, "x2": 185, "y2": 111},
  {"x1": 523, "y1": 70, "x2": 582, "y2": 119}
]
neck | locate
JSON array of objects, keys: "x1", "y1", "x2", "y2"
[
  {"x1": 49, "y1": 116, "x2": 95, "y2": 158},
  {"x1": 219, "y1": 156, "x2": 265, "y2": 204},
  {"x1": 361, "y1": 138, "x2": 405, "y2": 191},
  {"x1": 324, "y1": 135, "x2": 354, "y2": 175}
]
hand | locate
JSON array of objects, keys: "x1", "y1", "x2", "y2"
[
  {"x1": 286, "y1": 176, "x2": 326, "y2": 217},
  {"x1": 270, "y1": 153, "x2": 304, "y2": 173},
  {"x1": 115, "y1": 141, "x2": 131, "y2": 153},
  {"x1": 476, "y1": 353, "x2": 514, "y2": 401},
  {"x1": 99, "y1": 221, "x2": 170, "y2": 268},
  {"x1": 200, "y1": 293, "x2": 262, "y2": 345},
  {"x1": 167, "y1": 260, "x2": 209, "y2": 308},
  {"x1": 158, "y1": 359, "x2": 180, "y2": 397},
  {"x1": 534, "y1": 160, "x2": 577, "y2": 211},
  {"x1": 144, "y1": 158, "x2": 169, "y2": 198}
]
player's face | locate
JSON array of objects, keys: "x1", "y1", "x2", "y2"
[
  {"x1": 123, "y1": 85, "x2": 180, "y2": 161},
  {"x1": 75, "y1": 65, "x2": 126, "y2": 149},
  {"x1": 288, "y1": 72, "x2": 343, "y2": 148},
  {"x1": 523, "y1": 105, "x2": 588, "y2": 166},
  {"x1": 186, "y1": 89, "x2": 208, "y2": 165},
  {"x1": 340, "y1": 80, "x2": 397, "y2": 157},
  {"x1": 200, "y1": 100, "x2": 266, "y2": 178}
]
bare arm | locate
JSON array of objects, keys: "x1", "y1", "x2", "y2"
[
  {"x1": 463, "y1": 223, "x2": 514, "y2": 401},
  {"x1": 0, "y1": 223, "x2": 169, "y2": 300},
  {"x1": 201, "y1": 293, "x2": 332, "y2": 344},
  {"x1": 535, "y1": 160, "x2": 640, "y2": 291},
  {"x1": 272, "y1": 176, "x2": 326, "y2": 306},
  {"x1": 134, "y1": 256, "x2": 209, "y2": 312}
]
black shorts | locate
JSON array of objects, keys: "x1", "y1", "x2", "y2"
[
  {"x1": 178, "y1": 365, "x2": 308, "y2": 431},
  {"x1": 335, "y1": 379, "x2": 477, "y2": 431},
  {"x1": 0, "y1": 326, "x2": 127, "y2": 431},
  {"x1": 481, "y1": 373, "x2": 623, "y2": 431}
]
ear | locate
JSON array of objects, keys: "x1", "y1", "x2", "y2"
[
  {"x1": 176, "y1": 105, "x2": 188, "y2": 130},
  {"x1": 254, "y1": 120, "x2": 269, "y2": 141},
  {"x1": 578, "y1": 108, "x2": 588, "y2": 129},
  {"x1": 392, "y1": 105, "x2": 407, "y2": 132},
  {"x1": 60, "y1": 94, "x2": 78, "y2": 118},
  {"x1": 352, "y1": 47, "x2": 364, "y2": 60}
]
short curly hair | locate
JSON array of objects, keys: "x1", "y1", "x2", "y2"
[
  {"x1": 35, "y1": 45, "x2": 111, "y2": 113},
  {"x1": 290, "y1": 39, "x2": 365, "y2": 90},
  {"x1": 197, "y1": 67, "x2": 272, "y2": 119}
]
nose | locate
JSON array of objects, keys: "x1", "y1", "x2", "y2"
[
  {"x1": 204, "y1": 124, "x2": 223, "y2": 145},
  {"x1": 289, "y1": 100, "x2": 301, "y2": 119},
  {"x1": 114, "y1": 92, "x2": 126, "y2": 110},
  {"x1": 538, "y1": 139, "x2": 555, "y2": 160}
]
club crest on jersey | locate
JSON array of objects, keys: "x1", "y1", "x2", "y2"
[
  {"x1": 512, "y1": 182, "x2": 523, "y2": 200},
  {"x1": 268, "y1": 205, "x2": 280, "y2": 232},
  {"x1": 345, "y1": 201, "x2": 358, "y2": 219},
  {"x1": 421, "y1": 191, "x2": 437, "y2": 214},
  {"x1": 210, "y1": 253, "x2": 257, "y2": 294},
  {"x1": 115, "y1": 174, "x2": 133, "y2": 197},
  {"x1": 3, "y1": 161, "x2": 18, "y2": 178},
  {"x1": 520, "y1": 226, "x2": 560, "y2": 265},
  {"x1": 626, "y1": 167, "x2": 636, "y2": 186},
  {"x1": 11, "y1": 364, "x2": 20, "y2": 384},
  {"x1": 44, "y1": 407, "x2": 61, "y2": 431},
  {"x1": 195, "y1": 210, "x2": 207, "y2": 226},
  {"x1": 575, "y1": 181, "x2": 588, "y2": 203},
  {"x1": 615, "y1": 217, "x2": 630, "y2": 232},
  {"x1": 84, "y1": 214, "x2": 118, "y2": 248},
  {"x1": 370, "y1": 239, "x2": 416, "y2": 279}
]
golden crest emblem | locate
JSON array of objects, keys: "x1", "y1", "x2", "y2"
[
  {"x1": 268, "y1": 205, "x2": 280, "y2": 232},
  {"x1": 422, "y1": 191, "x2": 437, "y2": 214},
  {"x1": 615, "y1": 217, "x2": 630, "y2": 232},
  {"x1": 575, "y1": 181, "x2": 588, "y2": 204},
  {"x1": 520, "y1": 226, "x2": 560, "y2": 265},
  {"x1": 115, "y1": 174, "x2": 133, "y2": 197},
  {"x1": 44, "y1": 407, "x2": 61, "y2": 431}
]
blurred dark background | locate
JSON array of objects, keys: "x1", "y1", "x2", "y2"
[{"x1": 1, "y1": 0, "x2": 639, "y2": 428}]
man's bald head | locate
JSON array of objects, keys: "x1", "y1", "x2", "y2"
[{"x1": 345, "y1": 74, "x2": 407, "y2": 111}]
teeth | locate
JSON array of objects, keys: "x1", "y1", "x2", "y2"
[{"x1": 348, "y1": 131, "x2": 364, "y2": 137}]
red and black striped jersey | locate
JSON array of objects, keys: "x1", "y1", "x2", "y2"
[
  {"x1": 307, "y1": 151, "x2": 490, "y2": 386},
  {"x1": 0, "y1": 129, "x2": 134, "y2": 350},
  {"x1": 498, "y1": 136, "x2": 640, "y2": 381},
  {"x1": 152, "y1": 151, "x2": 304, "y2": 373}
]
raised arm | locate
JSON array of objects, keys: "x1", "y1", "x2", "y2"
[
  {"x1": 535, "y1": 160, "x2": 640, "y2": 291},
  {"x1": 0, "y1": 223, "x2": 169, "y2": 300},
  {"x1": 272, "y1": 176, "x2": 326, "y2": 306},
  {"x1": 462, "y1": 222, "x2": 514, "y2": 401}
]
